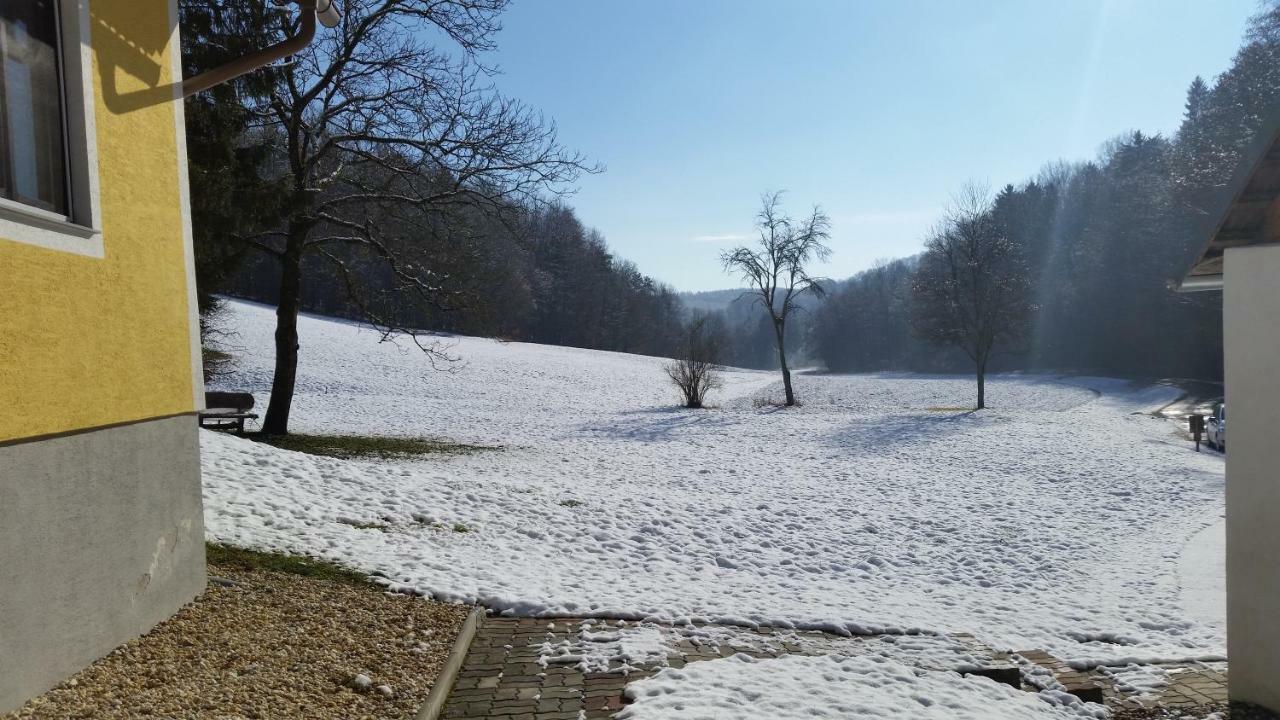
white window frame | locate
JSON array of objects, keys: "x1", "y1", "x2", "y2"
[{"x1": 0, "y1": 0, "x2": 102, "y2": 258}]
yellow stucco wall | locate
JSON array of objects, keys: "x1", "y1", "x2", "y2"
[{"x1": 0, "y1": 1, "x2": 198, "y2": 442}]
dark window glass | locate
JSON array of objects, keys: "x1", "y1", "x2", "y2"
[{"x1": 0, "y1": 0, "x2": 67, "y2": 215}]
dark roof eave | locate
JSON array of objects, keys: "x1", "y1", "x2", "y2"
[{"x1": 1180, "y1": 99, "x2": 1280, "y2": 289}]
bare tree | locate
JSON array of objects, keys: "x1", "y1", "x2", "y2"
[
  {"x1": 909, "y1": 184, "x2": 1033, "y2": 409},
  {"x1": 665, "y1": 314, "x2": 725, "y2": 408},
  {"x1": 722, "y1": 192, "x2": 831, "y2": 407},
  {"x1": 209, "y1": 0, "x2": 594, "y2": 434}
]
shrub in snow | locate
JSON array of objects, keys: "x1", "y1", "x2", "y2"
[{"x1": 665, "y1": 314, "x2": 724, "y2": 409}]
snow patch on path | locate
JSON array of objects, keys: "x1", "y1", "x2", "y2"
[
  {"x1": 617, "y1": 654, "x2": 1103, "y2": 720},
  {"x1": 537, "y1": 621, "x2": 670, "y2": 675},
  {"x1": 526, "y1": 620, "x2": 1011, "y2": 677}
]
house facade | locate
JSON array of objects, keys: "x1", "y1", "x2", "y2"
[
  {"x1": 0, "y1": 0, "x2": 206, "y2": 712},
  {"x1": 1181, "y1": 113, "x2": 1280, "y2": 713}
]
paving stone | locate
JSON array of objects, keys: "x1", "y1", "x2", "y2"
[{"x1": 540, "y1": 687, "x2": 582, "y2": 699}]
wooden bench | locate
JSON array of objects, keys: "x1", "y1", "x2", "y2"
[{"x1": 199, "y1": 391, "x2": 259, "y2": 434}]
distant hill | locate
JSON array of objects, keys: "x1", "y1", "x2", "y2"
[
  {"x1": 679, "y1": 280, "x2": 839, "y2": 316},
  {"x1": 678, "y1": 288, "x2": 747, "y2": 314}
]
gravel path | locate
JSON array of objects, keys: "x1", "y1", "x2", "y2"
[{"x1": 4, "y1": 563, "x2": 470, "y2": 719}]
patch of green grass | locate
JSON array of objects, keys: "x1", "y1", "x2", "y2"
[
  {"x1": 422, "y1": 521, "x2": 473, "y2": 533},
  {"x1": 925, "y1": 406, "x2": 972, "y2": 413},
  {"x1": 336, "y1": 518, "x2": 390, "y2": 531},
  {"x1": 205, "y1": 543, "x2": 374, "y2": 586},
  {"x1": 250, "y1": 433, "x2": 494, "y2": 460},
  {"x1": 559, "y1": 499, "x2": 583, "y2": 508}
]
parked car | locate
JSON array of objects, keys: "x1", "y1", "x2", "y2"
[{"x1": 1206, "y1": 403, "x2": 1226, "y2": 451}]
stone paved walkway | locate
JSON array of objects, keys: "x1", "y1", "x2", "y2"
[
  {"x1": 440, "y1": 617, "x2": 1017, "y2": 720},
  {"x1": 439, "y1": 615, "x2": 1244, "y2": 720},
  {"x1": 1099, "y1": 661, "x2": 1229, "y2": 711}
]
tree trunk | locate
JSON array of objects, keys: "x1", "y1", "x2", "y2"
[
  {"x1": 975, "y1": 356, "x2": 986, "y2": 410},
  {"x1": 775, "y1": 320, "x2": 795, "y2": 406},
  {"x1": 261, "y1": 228, "x2": 306, "y2": 435}
]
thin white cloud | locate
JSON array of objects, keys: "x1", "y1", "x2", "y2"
[{"x1": 691, "y1": 233, "x2": 751, "y2": 244}]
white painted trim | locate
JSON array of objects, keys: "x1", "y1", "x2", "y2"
[
  {"x1": 0, "y1": 197, "x2": 86, "y2": 232},
  {"x1": 0, "y1": 0, "x2": 104, "y2": 257},
  {"x1": 168, "y1": 0, "x2": 206, "y2": 411}
]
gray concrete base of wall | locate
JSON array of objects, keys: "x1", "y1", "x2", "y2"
[{"x1": 0, "y1": 415, "x2": 206, "y2": 713}]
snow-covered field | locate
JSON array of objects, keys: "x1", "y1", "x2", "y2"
[{"x1": 203, "y1": 300, "x2": 1226, "y2": 667}]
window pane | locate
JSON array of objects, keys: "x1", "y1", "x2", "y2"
[{"x1": 0, "y1": 0, "x2": 67, "y2": 215}]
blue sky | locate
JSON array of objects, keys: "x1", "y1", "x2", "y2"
[{"x1": 486, "y1": 1, "x2": 1256, "y2": 292}]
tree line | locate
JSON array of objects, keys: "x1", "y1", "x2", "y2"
[
  {"x1": 810, "y1": 3, "x2": 1280, "y2": 385},
  {"x1": 218, "y1": 201, "x2": 686, "y2": 357}
]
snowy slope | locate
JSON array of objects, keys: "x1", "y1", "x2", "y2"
[{"x1": 203, "y1": 300, "x2": 1226, "y2": 666}]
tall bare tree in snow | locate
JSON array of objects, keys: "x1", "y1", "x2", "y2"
[
  {"x1": 910, "y1": 184, "x2": 1033, "y2": 409},
  {"x1": 206, "y1": 0, "x2": 594, "y2": 434},
  {"x1": 722, "y1": 192, "x2": 831, "y2": 407}
]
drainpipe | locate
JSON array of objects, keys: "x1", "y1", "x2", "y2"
[{"x1": 181, "y1": 0, "x2": 341, "y2": 98}]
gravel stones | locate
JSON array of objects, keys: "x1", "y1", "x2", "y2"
[{"x1": 3, "y1": 561, "x2": 469, "y2": 719}]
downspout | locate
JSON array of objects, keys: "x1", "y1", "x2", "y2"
[{"x1": 181, "y1": 0, "x2": 340, "y2": 98}]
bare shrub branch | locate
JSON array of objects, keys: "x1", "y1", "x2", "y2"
[{"x1": 665, "y1": 314, "x2": 725, "y2": 409}]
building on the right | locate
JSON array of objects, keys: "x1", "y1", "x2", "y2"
[{"x1": 1180, "y1": 112, "x2": 1280, "y2": 713}]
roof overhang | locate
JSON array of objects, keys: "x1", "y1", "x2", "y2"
[{"x1": 1179, "y1": 106, "x2": 1280, "y2": 292}]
